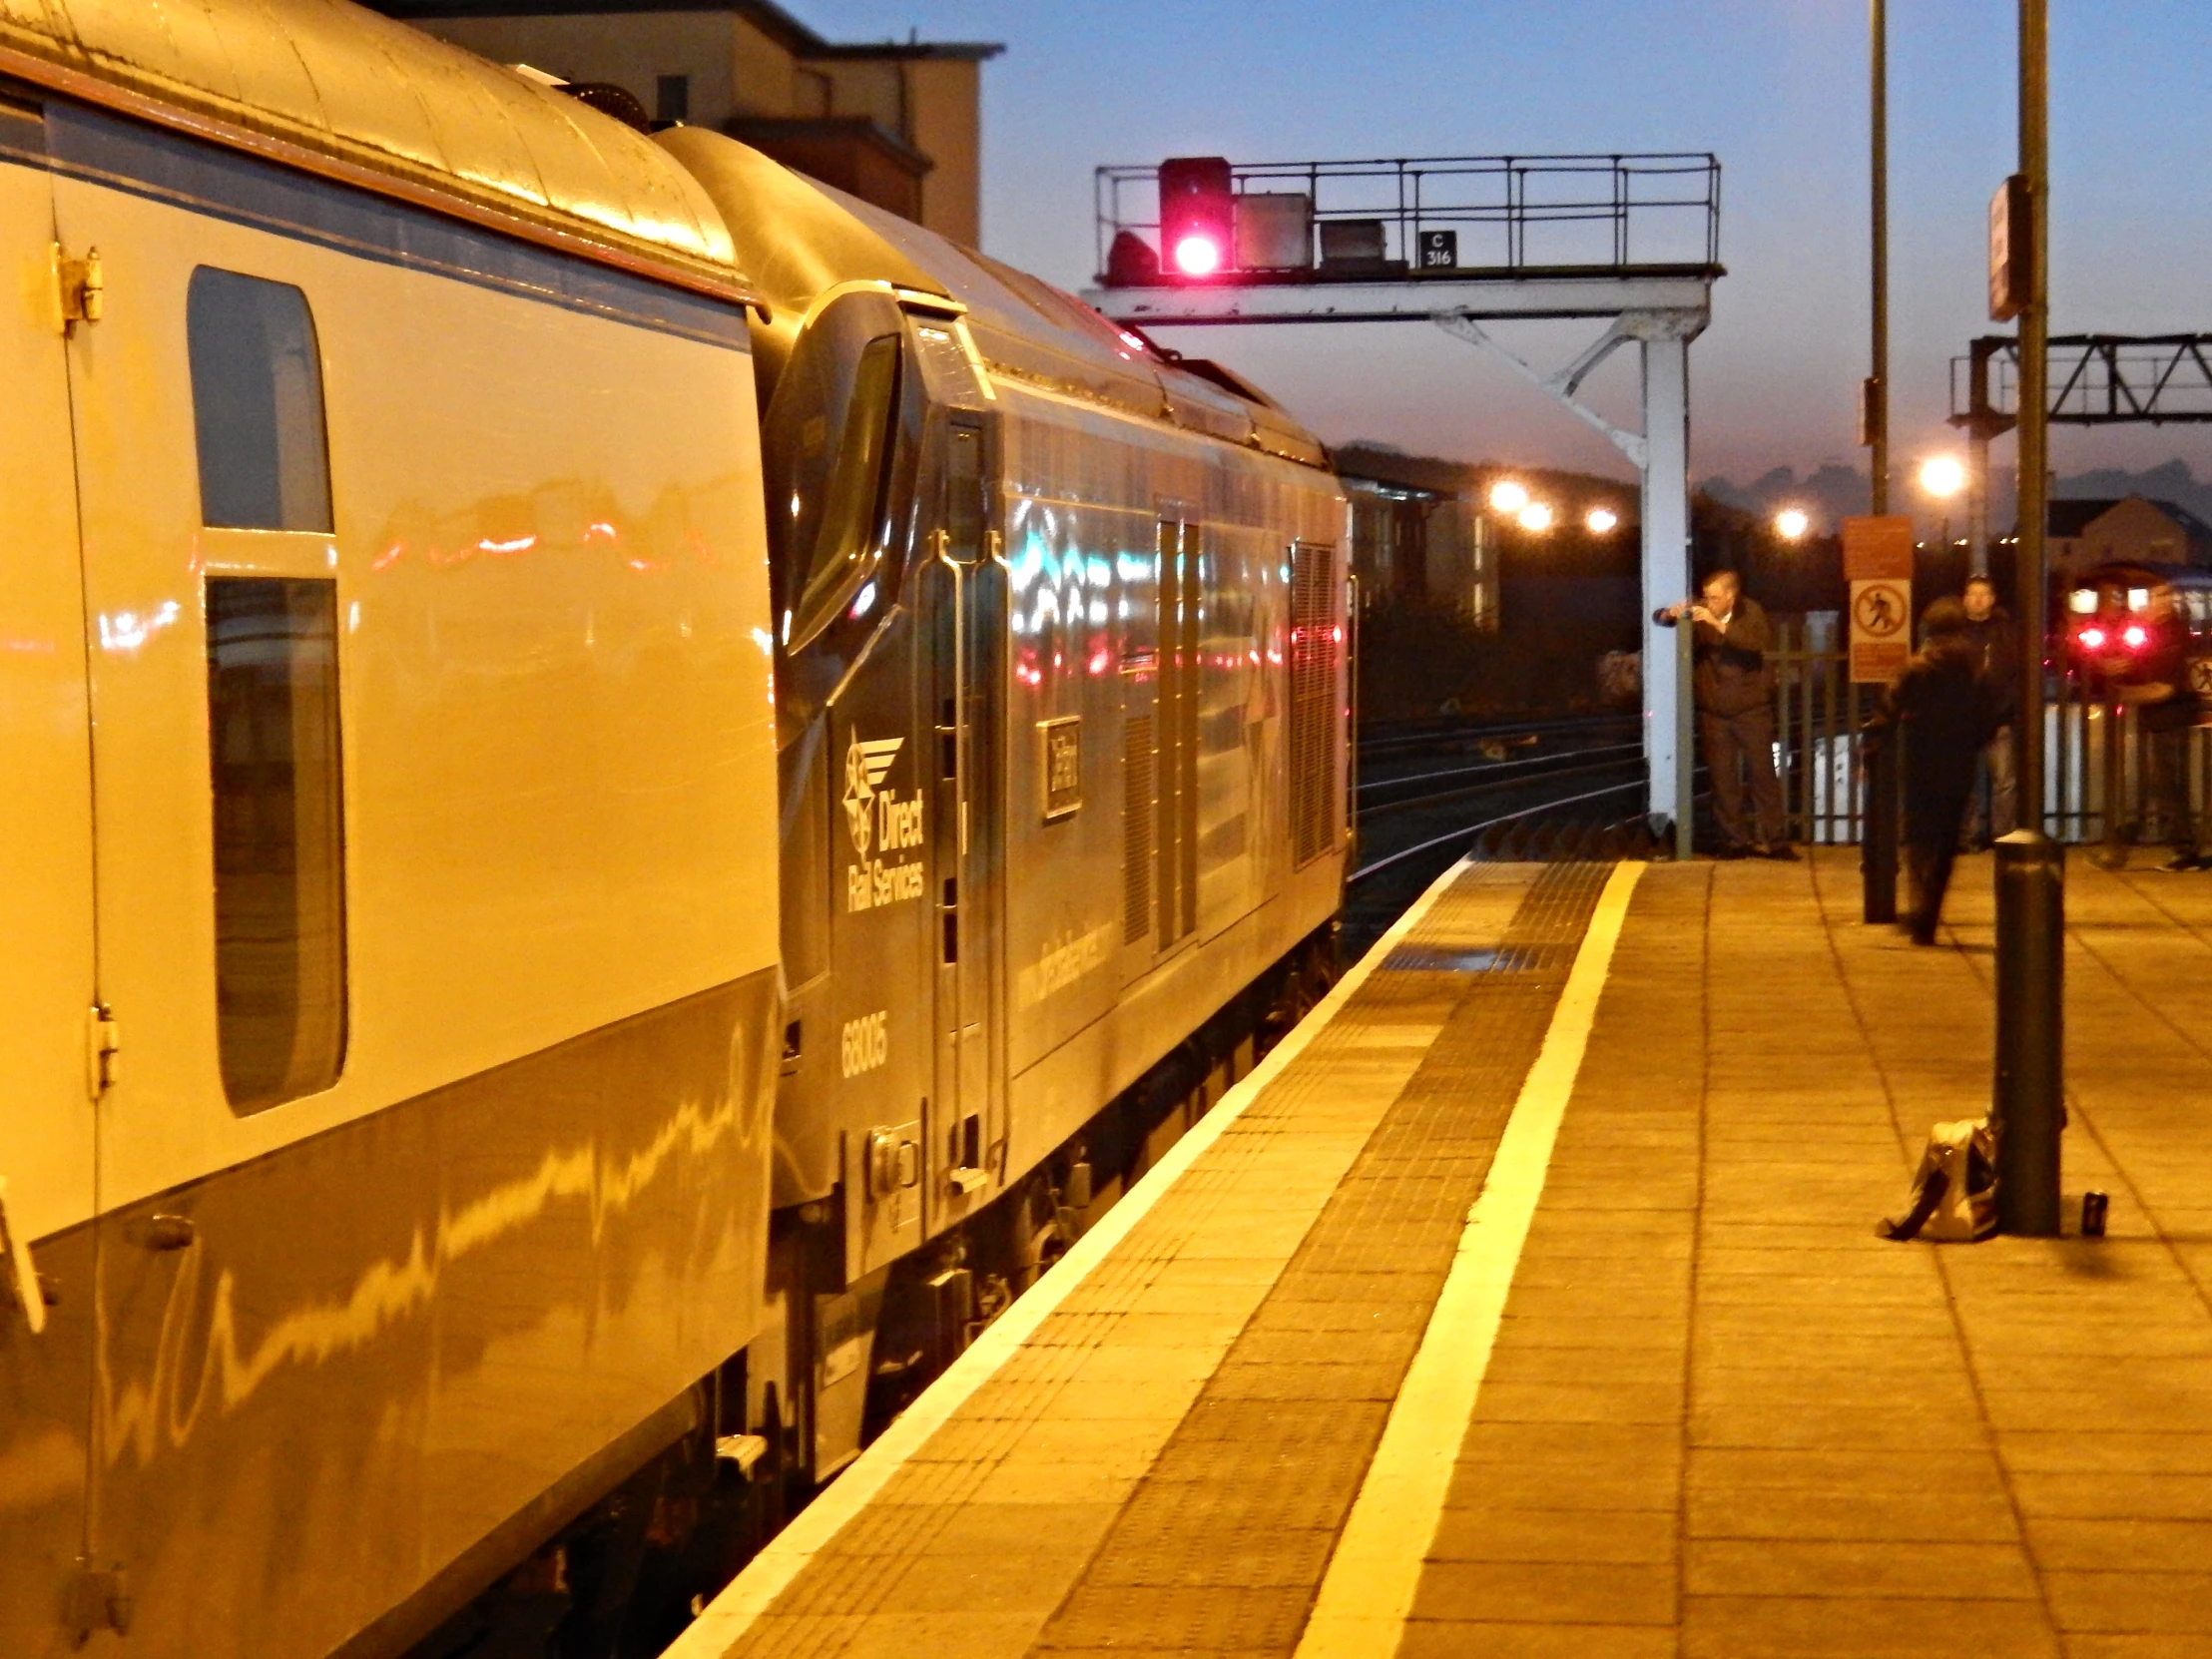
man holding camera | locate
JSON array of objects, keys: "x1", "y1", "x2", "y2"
[{"x1": 1656, "y1": 569, "x2": 1793, "y2": 858}]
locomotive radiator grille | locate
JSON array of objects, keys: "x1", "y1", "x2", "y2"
[
  {"x1": 1289, "y1": 542, "x2": 1338, "y2": 867},
  {"x1": 1123, "y1": 714, "x2": 1156, "y2": 943}
]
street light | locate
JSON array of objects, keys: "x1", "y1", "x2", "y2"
[
  {"x1": 1517, "y1": 501, "x2": 1554, "y2": 533},
  {"x1": 1586, "y1": 506, "x2": 1619, "y2": 534},
  {"x1": 1488, "y1": 479, "x2": 1529, "y2": 514},
  {"x1": 1775, "y1": 507, "x2": 1811, "y2": 542},
  {"x1": 1919, "y1": 454, "x2": 1966, "y2": 558},
  {"x1": 1920, "y1": 455, "x2": 1965, "y2": 500}
]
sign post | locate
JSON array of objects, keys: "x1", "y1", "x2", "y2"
[{"x1": 1845, "y1": 515, "x2": 1913, "y2": 923}]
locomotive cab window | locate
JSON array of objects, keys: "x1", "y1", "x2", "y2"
[
  {"x1": 187, "y1": 268, "x2": 333, "y2": 532},
  {"x1": 765, "y1": 292, "x2": 908, "y2": 649},
  {"x1": 208, "y1": 577, "x2": 347, "y2": 1111}
]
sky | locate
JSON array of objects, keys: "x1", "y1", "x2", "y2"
[{"x1": 804, "y1": 0, "x2": 2212, "y2": 495}]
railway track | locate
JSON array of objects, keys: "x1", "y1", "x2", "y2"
[{"x1": 1344, "y1": 715, "x2": 1659, "y2": 956}]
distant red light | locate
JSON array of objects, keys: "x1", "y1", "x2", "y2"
[
  {"x1": 1172, "y1": 235, "x2": 1222, "y2": 276},
  {"x1": 2123, "y1": 624, "x2": 2149, "y2": 649},
  {"x1": 2080, "y1": 627, "x2": 2107, "y2": 650}
]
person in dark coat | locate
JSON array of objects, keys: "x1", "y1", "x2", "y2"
[
  {"x1": 1959, "y1": 576, "x2": 2020, "y2": 844},
  {"x1": 1867, "y1": 599, "x2": 1996, "y2": 944},
  {"x1": 1655, "y1": 569, "x2": 1792, "y2": 858}
]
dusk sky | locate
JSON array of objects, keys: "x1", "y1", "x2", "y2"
[{"x1": 814, "y1": 0, "x2": 2210, "y2": 500}]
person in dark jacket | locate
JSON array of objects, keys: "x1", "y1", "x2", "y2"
[
  {"x1": 1959, "y1": 576, "x2": 2020, "y2": 844},
  {"x1": 1656, "y1": 569, "x2": 1792, "y2": 858},
  {"x1": 1867, "y1": 599, "x2": 1997, "y2": 944}
]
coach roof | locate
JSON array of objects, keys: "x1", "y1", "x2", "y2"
[{"x1": 0, "y1": 0, "x2": 749, "y2": 301}]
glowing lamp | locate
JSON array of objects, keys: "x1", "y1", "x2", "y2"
[
  {"x1": 1488, "y1": 479, "x2": 1529, "y2": 514},
  {"x1": 1919, "y1": 456, "x2": 1966, "y2": 499},
  {"x1": 2123, "y1": 624, "x2": 2148, "y2": 649},
  {"x1": 2080, "y1": 627, "x2": 2107, "y2": 650},
  {"x1": 1517, "y1": 502, "x2": 1554, "y2": 532},
  {"x1": 1775, "y1": 508, "x2": 1811, "y2": 541},
  {"x1": 1172, "y1": 235, "x2": 1223, "y2": 276},
  {"x1": 1586, "y1": 507, "x2": 1619, "y2": 534}
]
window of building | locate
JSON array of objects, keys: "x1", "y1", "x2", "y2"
[
  {"x1": 187, "y1": 269, "x2": 333, "y2": 533},
  {"x1": 656, "y1": 74, "x2": 690, "y2": 124},
  {"x1": 207, "y1": 576, "x2": 347, "y2": 1111}
]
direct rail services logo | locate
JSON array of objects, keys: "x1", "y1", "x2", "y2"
[{"x1": 841, "y1": 730, "x2": 926, "y2": 911}]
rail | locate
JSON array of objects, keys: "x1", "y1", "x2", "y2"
[{"x1": 1095, "y1": 153, "x2": 1722, "y2": 284}]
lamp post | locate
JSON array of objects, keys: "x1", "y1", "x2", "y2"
[
  {"x1": 1867, "y1": 0, "x2": 1890, "y2": 516},
  {"x1": 1993, "y1": 0, "x2": 2063, "y2": 1238}
]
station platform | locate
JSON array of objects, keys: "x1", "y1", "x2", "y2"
[{"x1": 671, "y1": 848, "x2": 2212, "y2": 1659}]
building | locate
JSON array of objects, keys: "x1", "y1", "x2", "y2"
[
  {"x1": 371, "y1": 1, "x2": 1001, "y2": 244},
  {"x1": 2047, "y1": 496, "x2": 2212, "y2": 577},
  {"x1": 1335, "y1": 445, "x2": 1497, "y2": 628}
]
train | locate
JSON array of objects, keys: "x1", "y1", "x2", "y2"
[
  {"x1": 2059, "y1": 562, "x2": 2212, "y2": 704},
  {"x1": 0, "y1": 3, "x2": 1349, "y2": 1657}
]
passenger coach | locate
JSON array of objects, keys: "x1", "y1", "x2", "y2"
[{"x1": 0, "y1": 6, "x2": 780, "y2": 1656}]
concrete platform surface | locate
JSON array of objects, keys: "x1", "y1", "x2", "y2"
[{"x1": 671, "y1": 848, "x2": 2212, "y2": 1659}]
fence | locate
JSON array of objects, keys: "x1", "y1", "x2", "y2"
[{"x1": 1768, "y1": 621, "x2": 2209, "y2": 849}]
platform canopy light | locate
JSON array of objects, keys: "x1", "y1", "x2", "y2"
[
  {"x1": 1775, "y1": 507, "x2": 1811, "y2": 541},
  {"x1": 1517, "y1": 501, "x2": 1554, "y2": 533},
  {"x1": 1159, "y1": 157, "x2": 1235, "y2": 280},
  {"x1": 1487, "y1": 478, "x2": 1529, "y2": 514},
  {"x1": 1586, "y1": 506, "x2": 1619, "y2": 534}
]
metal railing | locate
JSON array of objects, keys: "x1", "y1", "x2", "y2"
[
  {"x1": 1949, "y1": 333, "x2": 2212, "y2": 432},
  {"x1": 1095, "y1": 153, "x2": 1722, "y2": 282},
  {"x1": 1769, "y1": 621, "x2": 2212, "y2": 848}
]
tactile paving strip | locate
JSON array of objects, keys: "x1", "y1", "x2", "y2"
[{"x1": 1029, "y1": 861, "x2": 1611, "y2": 1656}]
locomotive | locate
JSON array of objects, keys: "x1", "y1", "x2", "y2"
[
  {"x1": 2060, "y1": 562, "x2": 2212, "y2": 704},
  {"x1": 0, "y1": 3, "x2": 1347, "y2": 1656}
]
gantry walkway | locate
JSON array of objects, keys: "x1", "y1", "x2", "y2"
[{"x1": 671, "y1": 849, "x2": 2212, "y2": 1659}]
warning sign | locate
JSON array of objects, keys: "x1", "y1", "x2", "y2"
[{"x1": 1843, "y1": 516, "x2": 1915, "y2": 683}]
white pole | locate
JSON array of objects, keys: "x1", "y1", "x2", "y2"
[{"x1": 1639, "y1": 329, "x2": 1693, "y2": 848}]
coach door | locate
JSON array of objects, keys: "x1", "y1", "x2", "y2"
[
  {"x1": 925, "y1": 417, "x2": 1005, "y2": 1229},
  {"x1": 0, "y1": 104, "x2": 101, "y2": 1659}
]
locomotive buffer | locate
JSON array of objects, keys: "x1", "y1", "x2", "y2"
[{"x1": 1085, "y1": 153, "x2": 1725, "y2": 858}]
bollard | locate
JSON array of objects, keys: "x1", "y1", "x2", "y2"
[
  {"x1": 1862, "y1": 732, "x2": 1899, "y2": 924},
  {"x1": 1993, "y1": 829, "x2": 2064, "y2": 1236}
]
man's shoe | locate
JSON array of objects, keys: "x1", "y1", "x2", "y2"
[
  {"x1": 1759, "y1": 842, "x2": 1801, "y2": 861},
  {"x1": 2163, "y1": 850, "x2": 2203, "y2": 873}
]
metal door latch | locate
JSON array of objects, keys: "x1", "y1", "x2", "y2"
[
  {"x1": 0, "y1": 1178, "x2": 48, "y2": 1337},
  {"x1": 66, "y1": 1564, "x2": 132, "y2": 1640},
  {"x1": 56, "y1": 245, "x2": 103, "y2": 329},
  {"x1": 87, "y1": 1005, "x2": 119, "y2": 1098}
]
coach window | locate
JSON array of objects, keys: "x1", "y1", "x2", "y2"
[
  {"x1": 207, "y1": 577, "x2": 347, "y2": 1111},
  {"x1": 187, "y1": 268, "x2": 333, "y2": 533}
]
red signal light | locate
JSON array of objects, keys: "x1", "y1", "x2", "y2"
[
  {"x1": 1159, "y1": 156, "x2": 1234, "y2": 282},
  {"x1": 1172, "y1": 234, "x2": 1223, "y2": 276},
  {"x1": 2079, "y1": 626, "x2": 2107, "y2": 650},
  {"x1": 2123, "y1": 624, "x2": 2149, "y2": 649}
]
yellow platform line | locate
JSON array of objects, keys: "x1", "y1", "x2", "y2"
[
  {"x1": 665, "y1": 851, "x2": 1489, "y2": 1659},
  {"x1": 1294, "y1": 858, "x2": 1645, "y2": 1659}
]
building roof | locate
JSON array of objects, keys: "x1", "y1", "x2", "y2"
[
  {"x1": 2049, "y1": 497, "x2": 2212, "y2": 543},
  {"x1": 0, "y1": 0, "x2": 747, "y2": 295},
  {"x1": 370, "y1": 0, "x2": 1004, "y2": 61}
]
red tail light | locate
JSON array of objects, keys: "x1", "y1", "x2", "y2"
[
  {"x1": 2079, "y1": 626, "x2": 2107, "y2": 650},
  {"x1": 2123, "y1": 624, "x2": 2149, "y2": 649}
]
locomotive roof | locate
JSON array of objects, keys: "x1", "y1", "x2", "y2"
[
  {"x1": 657, "y1": 127, "x2": 1328, "y2": 469},
  {"x1": 0, "y1": 0, "x2": 749, "y2": 302}
]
